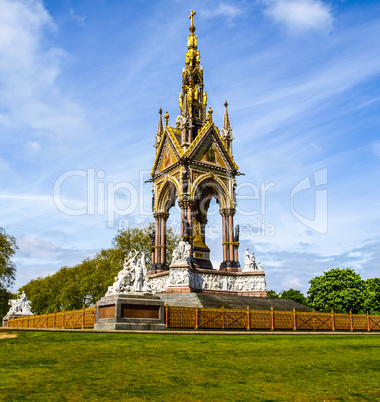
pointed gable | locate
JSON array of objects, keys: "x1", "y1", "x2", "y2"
[
  {"x1": 151, "y1": 127, "x2": 183, "y2": 176},
  {"x1": 184, "y1": 122, "x2": 239, "y2": 171}
]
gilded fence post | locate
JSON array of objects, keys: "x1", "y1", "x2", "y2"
[
  {"x1": 46, "y1": 310, "x2": 48, "y2": 329},
  {"x1": 271, "y1": 307, "x2": 274, "y2": 331},
  {"x1": 27, "y1": 314, "x2": 29, "y2": 328},
  {"x1": 165, "y1": 302, "x2": 169, "y2": 328},
  {"x1": 33, "y1": 314, "x2": 35, "y2": 328},
  {"x1": 313, "y1": 309, "x2": 316, "y2": 331},
  {"x1": 367, "y1": 311, "x2": 370, "y2": 332},
  {"x1": 221, "y1": 306, "x2": 225, "y2": 330},
  {"x1": 246, "y1": 305, "x2": 250, "y2": 331},
  {"x1": 54, "y1": 309, "x2": 57, "y2": 329},
  {"x1": 62, "y1": 308, "x2": 65, "y2": 329},
  {"x1": 349, "y1": 310, "x2": 353, "y2": 331},
  {"x1": 94, "y1": 303, "x2": 97, "y2": 326},
  {"x1": 195, "y1": 304, "x2": 199, "y2": 330},
  {"x1": 293, "y1": 308, "x2": 296, "y2": 331},
  {"x1": 331, "y1": 310, "x2": 335, "y2": 331},
  {"x1": 82, "y1": 304, "x2": 85, "y2": 329},
  {"x1": 22, "y1": 315, "x2": 24, "y2": 328}
]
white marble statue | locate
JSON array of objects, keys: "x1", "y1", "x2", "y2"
[
  {"x1": 244, "y1": 248, "x2": 251, "y2": 270},
  {"x1": 106, "y1": 250, "x2": 152, "y2": 296},
  {"x1": 257, "y1": 261, "x2": 264, "y2": 271},
  {"x1": 171, "y1": 239, "x2": 191, "y2": 265},
  {"x1": 250, "y1": 252, "x2": 256, "y2": 270},
  {"x1": 7, "y1": 292, "x2": 33, "y2": 316},
  {"x1": 244, "y1": 248, "x2": 259, "y2": 271}
]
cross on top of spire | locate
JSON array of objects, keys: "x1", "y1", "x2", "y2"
[{"x1": 189, "y1": 9, "x2": 196, "y2": 33}]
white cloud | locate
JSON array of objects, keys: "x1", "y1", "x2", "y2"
[
  {"x1": 202, "y1": 3, "x2": 242, "y2": 22},
  {"x1": 281, "y1": 275, "x2": 303, "y2": 289},
  {"x1": 27, "y1": 141, "x2": 41, "y2": 151},
  {"x1": 17, "y1": 235, "x2": 63, "y2": 260},
  {"x1": 0, "y1": 0, "x2": 87, "y2": 140},
  {"x1": 69, "y1": 8, "x2": 86, "y2": 25},
  {"x1": 263, "y1": 0, "x2": 333, "y2": 33}
]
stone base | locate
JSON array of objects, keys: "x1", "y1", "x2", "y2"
[
  {"x1": 147, "y1": 264, "x2": 266, "y2": 295},
  {"x1": 148, "y1": 263, "x2": 169, "y2": 274},
  {"x1": 219, "y1": 260, "x2": 242, "y2": 272},
  {"x1": 94, "y1": 294, "x2": 166, "y2": 331},
  {"x1": 2, "y1": 316, "x2": 9, "y2": 327},
  {"x1": 192, "y1": 246, "x2": 213, "y2": 270}
]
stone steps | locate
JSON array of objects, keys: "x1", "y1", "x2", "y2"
[{"x1": 158, "y1": 293, "x2": 313, "y2": 311}]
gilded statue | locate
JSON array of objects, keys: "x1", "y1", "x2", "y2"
[
  {"x1": 194, "y1": 85, "x2": 199, "y2": 101},
  {"x1": 193, "y1": 219, "x2": 206, "y2": 248},
  {"x1": 203, "y1": 91, "x2": 207, "y2": 105}
]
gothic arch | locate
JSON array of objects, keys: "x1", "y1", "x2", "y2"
[
  {"x1": 156, "y1": 177, "x2": 180, "y2": 213},
  {"x1": 191, "y1": 173, "x2": 230, "y2": 211}
]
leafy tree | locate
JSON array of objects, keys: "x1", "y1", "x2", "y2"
[
  {"x1": 20, "y1": 224, "x2": 180, "y2": 314},
  {"x1": 0, "y1": 227, "x2": 18, "y2": 320},
  {"x1": 266, "y1": 290, "x2": 279, "y2": 298},
  {"x1": 113, "y1": 223, "x2": 179, "y2": 265},
  {"x1": 280, "y1": 289, "x2": 308, "y2": 305},
  {"x1": 307, "y1": 268, "x2": 367, "y2": 314},
  {"x1": 363, "y1": 278, "x2": 380, "y2": 315}
]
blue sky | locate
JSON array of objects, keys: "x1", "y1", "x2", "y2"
[{"x1": 1, "y1": 0, "x2": 379, "y2": 293}]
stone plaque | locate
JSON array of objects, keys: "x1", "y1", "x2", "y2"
[
  {"x1": 121, "y1": 304, "x2": 160, "y2": 319},
  {"x1": 99, "y1": 305, "x2": 116, "y2": 319}
]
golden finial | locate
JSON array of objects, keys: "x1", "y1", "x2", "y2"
[
  {"x1": 207, "y1": 107, "x2": 213, "y2": 121},
  {"x1": 224, "y1": 100, "x2": 228, "y2": 108},
  {"x1": 189, "y1": 9, "x2": 196, "y2": 31},
  {"x1": 164, "y1": 111, "x2": 169, "y2": 127}
]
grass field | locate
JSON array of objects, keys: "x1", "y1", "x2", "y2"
[{"x1": 0, "y1": 331, "x2": 379, "y2": 401}]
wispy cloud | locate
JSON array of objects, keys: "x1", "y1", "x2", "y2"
[
  {"x1": 0, "y1": 0, "x2": 87, "y2": 142},
  {"x1": 202, "y1": 3, "x2": 242, "y2": 22},
  {"x1": 69, "y1": 8, "x2": 86, "y2": 25},
  {"x1": 262, "y1": 0, "x2": 333, "y2": 33}
]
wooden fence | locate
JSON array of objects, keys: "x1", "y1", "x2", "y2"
[
  {"x1": 165, "y1": 305, "x2": 380, "y2": 331},
  {"x1": 6, "y1": 305, "x2": 96, "y2": 329},
  {"x1": 5, "y1": 304, "x2": 380, "y2": 331}
]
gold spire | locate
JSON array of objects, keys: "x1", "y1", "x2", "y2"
[
  {"x1": 223, "y1": 101, "x2": 231, "y2": 131},
  {"x1": 222, "y1": 101, "x2": 234, "y2": 153},
  {"x1": 155, "y1": 108, "x2": 163, "y2": 149}
]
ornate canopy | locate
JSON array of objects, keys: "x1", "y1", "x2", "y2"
[{"x1": 149, "y1": 10, "x2": 242, "y2": 273}]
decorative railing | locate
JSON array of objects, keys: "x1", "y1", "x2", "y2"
[
  {"x1": 165, "y1": 305, "x2": 380, "y2": 331},
  {"x1": 5, "y1": 304, "x2": 380, "y2": 331},
  {"x1": 6, "y1": 306, "x2": 96, "y2": 329}
]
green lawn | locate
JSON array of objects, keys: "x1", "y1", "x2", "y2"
[{"x1": 0, "y1": 331, "x2": 379, "y2": 401}]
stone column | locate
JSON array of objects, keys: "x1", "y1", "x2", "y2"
[
  {"x1": 159, "y1": 212, "x2": 169, "y2": 266},
  {"x1": 221, "y1": 209, "x2": 228, "y2": 261},
  {"x1": 180, "y1": 207, "x2": 185, "y2": 236},
  {"x1": 234, "y1": 245, "x2": 239, "y2": 264},
  {"x1": 228, "y1": 214, "x2": 234, "y2": 263},
  {"x1": 154, "y1": 215, "x2": 159, "y2": 264}
]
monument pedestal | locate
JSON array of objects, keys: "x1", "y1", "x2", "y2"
[{"x1": 94, "y1": 294, "x2": 166, "y2": 331}]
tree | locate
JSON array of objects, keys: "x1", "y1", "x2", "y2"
[
  {"x1": 307, "y1": 268, "x2": 367, "y2": 314},
  {"x1": 363, "y1": 278, "x2": 380, "y2": 315},
  {"x1": 280, "y1": 289, "x2": 308, "y2": 305},
  {"x1": 20, "y1": 224, "x2": 180, "y2": 314},
  {"x1": 266, "y1": 290, "x2": 279, "y2": 298},
  {"x1": 0, "y1": 227, "x2": 18, "y2": 320},
  {"x1": 112, "y1": 223, "x2": 179, "y2": 265}
]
